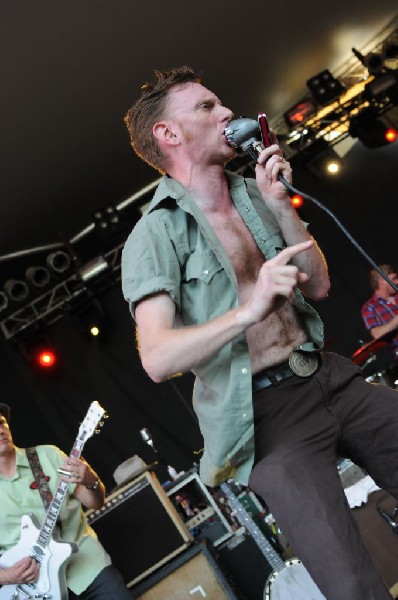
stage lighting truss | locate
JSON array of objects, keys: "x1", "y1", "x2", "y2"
[
  {"x1": 0, "y1": 244, "x2": 123, "y2": 341},
  {"x1": 272, "y1": 25, "x2": 398, "y2": 159}
]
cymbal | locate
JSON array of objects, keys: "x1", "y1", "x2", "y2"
[{"x1": 351, "y1": 329, "x2": 397, "y2": 366}]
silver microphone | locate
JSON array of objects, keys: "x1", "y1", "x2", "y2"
[{"x1": 224, "y1": 117, "x2": 264, "y2": 161}]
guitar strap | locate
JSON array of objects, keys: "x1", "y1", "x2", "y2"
[{"x1": 26, "y1": 447, "x2": 53, "y2": 511}]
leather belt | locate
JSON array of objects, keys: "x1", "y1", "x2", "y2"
[
  {"x1": 252, "y1": 361, "x2": 295, "y2": 394},
  {"x1": 252, "y1": 351, "x2": 320, "y2": 394}
]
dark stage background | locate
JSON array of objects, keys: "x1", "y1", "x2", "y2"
[{"x1": 1, "y1": 138, "x2": 397, "y2": 492}]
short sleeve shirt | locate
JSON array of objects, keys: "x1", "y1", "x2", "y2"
[
  {"x1": 0, "y1": 446, "x2": 111, "y2": 594},
  {"x1": 122, "y1": 171, "x2": 324, "y2": 486}
]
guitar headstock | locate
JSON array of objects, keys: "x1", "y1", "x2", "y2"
[{"x1": 78, "y1": 401, "x2": 108, "y2": 442}]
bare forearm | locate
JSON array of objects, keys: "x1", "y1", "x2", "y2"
[
  {"x1": 267, "y1": 204, "x2": 330, "y2": 299},
  {"x1": 140, "y1": 305, "x2": 251, "y2": 382}
]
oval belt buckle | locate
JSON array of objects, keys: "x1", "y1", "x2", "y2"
[{"x1": 288, "y1": 350, "x2": 319, "y2": 377}]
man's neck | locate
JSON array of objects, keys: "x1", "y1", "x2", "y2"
[
  {"x1": 0, "y1": 446, "x2": 16, "y2": 477},
  {"x1": 168, "y1": 162, "x2": 232, "y2": 214}
]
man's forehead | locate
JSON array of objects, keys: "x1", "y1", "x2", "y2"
[{"x1": 167, "y1": 82, "x2": 218, "y2": 112}]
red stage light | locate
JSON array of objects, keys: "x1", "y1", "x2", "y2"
[
  {"x1": 291, "y1": 194, "x2": 304, "y2": 208},
  {"x1": 37, "y1": 349, "x2": 57, "y2": 368},
  {"x1": 385, "y1": 128, "x2": 397, "y2": 143}
]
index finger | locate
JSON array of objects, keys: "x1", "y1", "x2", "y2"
[{"x1": 272, "y1": 240, "x2": 313, "y2": 265}]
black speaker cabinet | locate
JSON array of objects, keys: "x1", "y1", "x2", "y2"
[
  {"x1": 86, "y1": 471, "x2": 192, "y2": 586},
  {"x1": 218, "y1": 532, "x2": 273, "y2": 600},
  {"x1": 132, "y1": 541, "x2": 241, "y2": 599}
]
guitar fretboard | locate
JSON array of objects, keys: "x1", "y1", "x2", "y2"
[{"x1": 220, "y1": 482, "x2": 285, "y2": 573}]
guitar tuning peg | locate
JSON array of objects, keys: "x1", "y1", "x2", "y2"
[{"x1": 103, "y1": 412, "x2": 109, "y2": 419}]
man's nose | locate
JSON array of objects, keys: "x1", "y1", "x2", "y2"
[{"x1": 221, "y1": 106, "x2": 234, "y2": 122}]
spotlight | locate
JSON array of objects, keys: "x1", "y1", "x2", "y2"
[
  {"x1": 17, "y1": 336, "x2": 59, "y2": 371},
  {"x1": 385, "y1": 127, "x2": 397, "y2": 143},
  {"x1": 25, "y1": 266, "x2": 51, "y2": 289},
  {"x1": 349, "y1": 108, "x2": 398, "y2": 148},
  {"x1": 72, "y1": 298, "x2": 107, "y2": 339},
  {"x1": 4, "y1": 279, "x2": 29, "y2": 303},
  {"x1": 324, "y1": 159, "x2": 341, "y2": 175},
  {"x1": 306, "y1": 69, "x2": 345, "y2": 106},
  {"x1": 47, "y1": 251, "x2": 71, "y2": 274},
  {"x1": 291, "y1": 194, "x2": 304, "y2": 209},
  {"x1": 37, "y1": 349, "x2": 57, "y2": 368}
]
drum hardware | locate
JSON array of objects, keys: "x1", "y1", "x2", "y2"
[{"x1": 351, "y1": 332, "x2": 394, "y2": 366}]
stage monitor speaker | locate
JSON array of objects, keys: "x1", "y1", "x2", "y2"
[
  {"x1": 86, "y1": 471, "x2": 192, "y2": 586},
  {"x1": 132, "y1": 541, "x2": 240, "y2": 599}
]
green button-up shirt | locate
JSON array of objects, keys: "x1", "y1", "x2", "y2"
[
  {"x1": 0, "y1": 446, "x2": 111, "y2": 594},
  {"x1": 122, "y1": 171, "x2": 324, "y2": 486}
]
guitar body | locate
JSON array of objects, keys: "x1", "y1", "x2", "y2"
[
  {"x1": 265, "y1": 558, "x2": 326, "y2": 600},
  {"x1": 0, "y1": 513, "x2": 77, "y2": 600}
]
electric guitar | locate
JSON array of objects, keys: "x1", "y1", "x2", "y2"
[
  {"x1": 0, "y1": 401, "x2": 107, "y2": 600},
  {"x1": 220, "y1": 481, "x2": 326, "y2": 600}
]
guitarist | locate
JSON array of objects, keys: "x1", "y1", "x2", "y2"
[{"x1": 0, "y1": 403, "x2": 135, "y2": 599}]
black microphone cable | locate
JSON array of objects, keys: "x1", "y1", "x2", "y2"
[
  {"x1": 278, "y1": 174, "x2": 398, "y2": 293},
  {"x1": 224, "y1": 116, "x2": 398, "y2": 293}
]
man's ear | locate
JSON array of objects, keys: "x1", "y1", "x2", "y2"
[{"x1": 153, "y1": 122, "x2": 179, "y2": 146}]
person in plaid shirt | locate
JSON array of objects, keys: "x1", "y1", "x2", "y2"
[{"x1": 361, "y1": 264, "x2": 398, "y2": 358}]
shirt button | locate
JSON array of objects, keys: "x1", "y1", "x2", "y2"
[
  {"x1": 261, "y1": 238, "x2": 266, "y2": 244},
  {"x1": 202, "y1": 269, "x2": 209, "y2": 275},
  {"x1": 242, "y1": 413, "x2": 247, "y2": 419},
  {"x1": 245, "y1": 206, "x2": 250, "y2": 212},
  {"x1": 241, "y1": 368, "x2": 248, "y2": 374}
]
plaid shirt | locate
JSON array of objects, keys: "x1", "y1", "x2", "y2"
[{"x1": 361, "y1": 293, "x2": 398, "y2": 348}]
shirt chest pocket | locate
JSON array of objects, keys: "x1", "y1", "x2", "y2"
[
  {"x1": 183, "y1": 250, "x2": 223, "y2": 284},
  {"x1": 181, "y1": 250, "x2": 231, "y2": 324}
]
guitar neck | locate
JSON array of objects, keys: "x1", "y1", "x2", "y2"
[
  {"x1": 17, "y1": 400, "x2": 105, "y2": 564},
  {"x1": 32, "y1": 435, "x2": 87, "y2": 558},
  {"x1": 220, "y1": 482, "x2": 285, "y2": 573}
]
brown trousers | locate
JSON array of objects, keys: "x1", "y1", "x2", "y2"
[{"x1": 248, "y1": 351, "x2": 398, "y2": 600}]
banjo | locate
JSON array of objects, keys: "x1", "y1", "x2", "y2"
[{"x1": 220, "y1": 481, "x2": 326, "y2": 600}]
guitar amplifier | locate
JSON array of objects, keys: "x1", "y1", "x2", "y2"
[
  {"x1": 131, "y1": 541, "x2": 241, "y2": 599},
  {"x1": 85, "y1": 471, "x2": 193, "y2": 586}
]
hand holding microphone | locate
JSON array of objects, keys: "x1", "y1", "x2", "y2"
[{"x1": 224, "y1": 114, "x2": 292, "y2": 196}]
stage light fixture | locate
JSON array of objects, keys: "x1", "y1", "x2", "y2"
[
  {"x1": 325, "y1": 159, "x2": 342, "y2": 175},
  {"x1": 72, "y1": 298, "x2": 107, "y2": 339},
  {"x1": 306, "y1": 69, "x2": 345, "y2": 106},
  {"x1": 37, "y1": 349, "x2": 57, "y2": 368},
  {"x1": 25, "y1": 266, "x2": 51, "y2": 289},
  {"x1": 47, "y1": 250, "x2": 72, "y2": 274},
  {"x1": 364, "y1": 70, "x2": 398, "y2": 103},
  {"x1": 17, "y1": 335, "x2": 59, "y2": 371},
  {"x1": 284, "y1": 98, "x2": 318, "y2": 128},
  {"x1": 291, "y1": 194, "x2": 304, "y2": 209},
  {"x1": 78, "y1": 256, "x2": 108, "y2": 282},
  {"x1": 383, "y1": 41, "x2": 398, "y2": 61},
  {"x1": 4, "y1": 279, "x2": 29, "y2": 303},
  {"x1": 349, "y1": 108, "x2": 398, "y2": 148}
]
